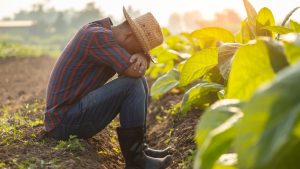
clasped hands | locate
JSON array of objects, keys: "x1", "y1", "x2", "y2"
[{"x1": 129, "y1": 53, "x2": 149, "y2": 74}]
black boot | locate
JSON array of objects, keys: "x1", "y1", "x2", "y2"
[
  {"x1": 143, "y1": 144, "x2": 173, "y2": 158},
  {"x1": 142, "y1": 126, "x2": 173, "y2": 158},
  {"x1": 141, "y1": 81, "x2": 173, "y2": 159},
  {"x1": 117, "y1": 127, "x2": 172, "y2": 169}
]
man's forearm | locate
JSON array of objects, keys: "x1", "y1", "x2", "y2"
[{"x1": 122, "y1": 53, "x2": 149, "y2": 78}]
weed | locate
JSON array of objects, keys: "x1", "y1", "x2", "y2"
[
  {"x1": 0, "y1": 100, "x2": 45, "y2": 145},
  {"x1": 0, "y1": 162, "x2": 5, "y2": 167},
  {"x1": 164, "y1": 128, "x2": 174, "y2": 144},
  {"x1": 54, "y1": 135, "x2": 86, "y2": 152},
  {"x1": 178, "y1": 149, "x2": 196, "y2": 169},
  {"x1": 166, "y1": 102, "x2": 181, "y2": 115},
  {"x1": 14, "y1": 157, "x2": 47, "y2": 169}
]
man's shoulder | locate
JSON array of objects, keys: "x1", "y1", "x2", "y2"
[
  {"x1": 80, "y1": 25, "x2": 112, "y2": 42},
  {"x1": 84, "y1": 17, "x2": 113, "y2": 33}
]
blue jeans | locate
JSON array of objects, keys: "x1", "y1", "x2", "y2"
[{"x1": 50, "y1": 76, "x2": 148, "y2": 140}]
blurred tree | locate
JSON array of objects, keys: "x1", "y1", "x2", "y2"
[
  {"x1": 168, "y1": 9, "x2": 241, "y2": 34},
  {"x1": 116, "y1": 6, "x2": 141, "y2": 25},
  {"x1": 125, "y1": 6, "x2": 141, "y2": 19},
  {"x1": 0, "y1": 1, "x2": 114, "y2": 48},
  {"x1": 2, "y1": 17, "x2": 12, "y2": 21},
  {"x1": 213, "y1": 9, "x2": 241, "y2": 32},
  {"x1": 70, "y1": 2, "x2": 104, "y2": 29},
  {"x1": 14, "y1": 3, "x2": 51, "y2": 36},
  {"x1": 14, "y1": 10, "x2": 31, "y2": 20},
  {"x1": 168, "y1": 13, "x2": 185, "y2": 34},
  {"x1": 53, "y1": 12, "x2": 68, "y2": 34},
  {"x1": 183, "y1": 11, "x2": 203, "y2": 32}
]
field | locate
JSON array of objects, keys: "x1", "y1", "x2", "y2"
[{"x1": 1, "y1": 0, "x2": 300, "y2": 169}]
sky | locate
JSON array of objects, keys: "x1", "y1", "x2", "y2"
[{"x1": 0, "y1": 0, "x2": 299, "y2": 26}]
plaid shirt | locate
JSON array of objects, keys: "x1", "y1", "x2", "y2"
[{"x1": 44, "y1": 18, "x2": 133, "y2": 131}]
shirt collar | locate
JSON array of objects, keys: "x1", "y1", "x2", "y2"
[{"x1": 102, "y1": 17, "x2": 113, "y2": 30}]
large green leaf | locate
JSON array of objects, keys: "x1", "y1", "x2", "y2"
[
  {"x1": 256, "y1": 7, "x2": 275, "y2": 37},
  {"x1": 290, "y1": 20, "x2": 300, "y2": 32},
  {"x1": 165, "y1": 35, "x2": 191, "y2": 52},
  {"x1": 194, "y1": 100, "x2": 243, "y2": 169},
  {"x1": 161, "y1": 27, "x2": 171, "y2": 37},
  {"x1": 234, "y1": 31, "x2": 243, "y2": 44},
  {"x1": 226, "y1": 40, "x2": 276, "y2": 100},
  {"x1": 180, "y1": 82, "x2": 223, "y2": 114},
  {"x1": 262, "y1": 26, "x2": 294, "y2": 34},
  {"x1": 213, "y1": 164, "x2": 237, "y2": 169},
  {"x1": 235, "y1": 61, "x2": 300, "y2": 169},
  {"x1": 282, "y1": 33, "x2": 300, "y2": 64},
  {"x1": 150, "y1": 69, "x2": 179, "y2": 98},
  {"x1": 201, "y1": 67, "x2": 223, "y2": 84},
  {"x1": 195, "y1": 100, "x2": 242, "y2": 145},
  {"x1": 146, "y1": 61, "x2": 174, "y2": 78},
  {"x1": 263, "y1": 39, "x2": 289, "y2": 72},
  {"x1": 150, "y1": 46, "x2": 178, "y2": 63},
  {"x1": 243, "y1": 0, "x2": 257, "y2": 36},
  {"x1": 238, "y1": 20, "x2": 255, "y2": 43},
  {"x1": 180, "y1": 48, "x2": 218, "y2": 86},
  {"x1": 284, "y1": 42, "x2": 300, "y2": 64},
  {"x1": 148, "y1": 46, "x2": 178, "y2": 78},
  {"x1": 191, "y1": 27, "x2": 235, "y2": 43},
  {"x1": 197, "y1": 37, "x2": 218, "y2": 49},
  {"x1": 218, "y1": 43, "x2": 242, "y2": 80}
]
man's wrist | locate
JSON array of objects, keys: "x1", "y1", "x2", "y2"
[{"x1": 143, "y1": 54, "x2": 151, "y2": 68}]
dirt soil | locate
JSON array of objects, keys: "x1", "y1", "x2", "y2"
[
  {"x1": 0, "y1": 57, "x2": 202, "y2": 169},
  {"x1": 0, "y1": 57, "x2": 54, "y2": 108}
]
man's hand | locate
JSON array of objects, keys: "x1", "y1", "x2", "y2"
[
  {"x1": 129, "y1": 53, "x2": 149, "y2": 74},
  {"x1": 122, "y1": 53, "x2": 150, "y2": 78}
]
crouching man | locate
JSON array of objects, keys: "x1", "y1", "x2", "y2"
[{"x1": 44, "y1": 7, "x2": 172, "y2": 169}]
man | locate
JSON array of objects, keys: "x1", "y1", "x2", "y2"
[{"x1": 44, "y1": 7, "x2": 172, "y2": 169}]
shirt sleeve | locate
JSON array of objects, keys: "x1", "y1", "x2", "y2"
[{"x1": 89, "y1": 27, "x2": 131, "y2": 74}]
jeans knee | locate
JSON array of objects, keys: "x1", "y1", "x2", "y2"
[
  {"x1": 121, "y1": 76, "x2": 143, "y2": 86},
  {"x1": 122, "y1": 76, "x2": 148, "y2": 96}
]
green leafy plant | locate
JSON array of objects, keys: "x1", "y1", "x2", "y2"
[
  {"x1": 235, "y1": 61, "x2": 300, "y2": 169},
  {"x1": 194, "y1": 60, "x2": 300, "y2": 169},
  {"x1": 149, "y1": 0, "x2": 300, "y2": 114},
  {"x1": 147, "y1": 0, "x2": 300, "y2": 168},
  {"x1": 181, "y1": 82, "x2": 223, "y2": 114}
]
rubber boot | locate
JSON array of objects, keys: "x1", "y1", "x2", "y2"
[
  {"x1": 117, "y1": 127, "x2": 172, "y2": 169},
  {"x1": 141, "y1": 79, "x2": 173, "y2": 158},
  {"x1": 143, "y1": 144, "x2": 173, "y2": 158},
  {"x1": 142, "y1": 127, "x2": 173, "y2": 158}
]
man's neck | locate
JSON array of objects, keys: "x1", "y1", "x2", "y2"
[{"x1": 111, "y1": 26, "x2": 122, "y2": 46}]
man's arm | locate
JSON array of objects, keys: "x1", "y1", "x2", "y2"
[
  {"x1": 88, "y1": 30, "x2": 151, "y2": 77},
  {"x1": 122, "y1": 53, "x2": 150, "y2": 78},
  {"x1": 123, "y1": 65, "x2": 145, "y2": 78}
]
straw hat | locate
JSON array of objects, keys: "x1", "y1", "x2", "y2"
[{"x1": 123, "y1": 7, "x2": 164, "y2": 54}]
